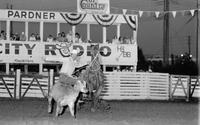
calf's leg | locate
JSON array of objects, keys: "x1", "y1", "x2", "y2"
[
  {"x1": 69, "y1": 102, "x2": 76, "y2": 118},
  {"x1": 58, "y1": 106, "x2": 63, "y2": 115},
  {"x1": 55, "y1": 102, "x2": 62, "y2": 117},
  {"x1": 48, "y1": 96, "x2": 53, "y2": 113}
]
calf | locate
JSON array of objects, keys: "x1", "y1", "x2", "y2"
[{"x1": 48, "y1": 79, "x2": 88, "y2": 118}]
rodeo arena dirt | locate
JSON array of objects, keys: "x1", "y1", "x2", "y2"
[{"x1": 0, "y1": 1, "x2": 200, "y2": 125}]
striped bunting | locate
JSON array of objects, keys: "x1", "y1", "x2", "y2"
[
  {"x1": 60, "y1": 12, "x2": 86, "y2": 25},
  {"x1": 123, "y1": 15, "x2": 137, "y2": 30},
  {"x1": 93, "y1": 14, "x2": 118, "y2": 27}
]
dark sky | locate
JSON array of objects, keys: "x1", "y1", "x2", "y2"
[{"x1": 0, "y1": 0, "x2": 198, "y2": 57}]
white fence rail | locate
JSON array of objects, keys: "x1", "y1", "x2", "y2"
[
  {"x1": 190, "y1": 76, "x2": 200, "y2": 98},
  {"x1": 170, "y1": 75, "x2": 190, "y2": 101},
  {"x1": 20, "y1": 76, "x2": 49, "y2": 98},
  {"x1": 0, "y1": 70, "x2": 53, "y2": 99},
  {"x1": 0, "y1": 75, "x2": 15, "y2": 98},
  {"x1": 101, "y1": 72, "x2": 169, "y2": 100},
  {"x1": 0, "y1": 69, "x2": 199, "y2": 101}
]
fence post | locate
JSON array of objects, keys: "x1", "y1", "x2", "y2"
[
  {"x1": 169, "y1": 75, "x2": 173, "y2": 101},
  {"x1": 145, "y1": 73, "x2": 150, "y2": 99},
  {"x1": 6, "y1": 63, "x2": 10, "y2": 75},
  {"x1": 15, "y1": 69, "x2": 21, "y2": 99},
  {"x1": 186, "y1": 76, "x2": 190, "y2": 102},
  {"x1": 48, "y1": 69, "x2": 54, "y2": 95}
]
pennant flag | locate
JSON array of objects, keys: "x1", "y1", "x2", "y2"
[
  {"x1": 122, "y1": 9, "x2": 127, "y2": 15},
  {"x1": 93, "y1": 14, "x2": 118, "y2": 27},
  {"x1": 139, "y1": 11, "x2": 143, "y2": 17},
  {"x1": 190, "y1": 10, "x2": 195, "y2": 16},
  {"x1": 172, "y1": 11, "x2": 177, "y2": 18},
  {"x1": 123, "y1": 15, "x2": 137, "y2": 30},
  {"x1": 60, "y1": 12, "x2": 86, "y2": 25},
  {"x1": 155, "y1": 11, "x2": 160, "y2": 18}
]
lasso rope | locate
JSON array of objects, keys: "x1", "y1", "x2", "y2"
[
  {"x1": 73, "y1": 51, "x2": 101, "y2": 75},
  {"x1": 88, "y1": 52, "x2": 101, "y2": 72}
]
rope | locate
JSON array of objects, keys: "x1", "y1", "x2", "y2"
[
  {"x1": 88, "y1": 53, "x2": 101, "y2": 72},
  {"x1": 88, "y1": 52, "x2": 101, "y2": 72},
  {"x1": 72, "y1": 51, "x2": 100, "y2": 75}
]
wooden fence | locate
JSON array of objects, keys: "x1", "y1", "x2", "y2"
[
  {"x1": 190, "y1": 76, "x2": 200, "y2": 98},
  {"x1": 169, "y1": 75, "x2": 200, "y2": 101},
  {"x1": 0, "y1": 74, "x2": 15, "y2": 98},
  {"x1": 101, "y1": 72, "x2": 169, "y2": 100},
  {"x1": 0, "y1": 69, "x2": 199, "y2": 101},
  {"x1": 0, "y1": 70, "x2": 54, "y2": 99}
]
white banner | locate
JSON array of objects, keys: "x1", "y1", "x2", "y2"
[
  {"x1": 77, "y1": 0, "x2": 110, "y2": 14},
  {"x1": 5, "y1": 9, "x2": 59, "y2": 21},
  {"x1": 0, "y1": 9, "x2": 130, "y2": 25},
  {"x1": 0, "y1": 41, "x2": 137, "y2": 66}
]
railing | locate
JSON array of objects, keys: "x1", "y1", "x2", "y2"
[
  {"x1": 0, "y1": 74, "x2": 15, "y2": 98},
  {"x1": 170, "y1": 75, "x2": 190, "y2": 101},
  {"x1": 101, "y1": 72, "x2": 169, "y2": 100},
  {"x1": 190, "y1": 76, "x2": 200, "y2": 98},
  {"x1": 169, "y1": 75, "x2": 200, "y2": 101},
  {"x1": 0, "y1": 70, "x2": 54, "y2": 99},
  {"x1": 0, "y1": 69, "x2": 199, "y2": 101}
]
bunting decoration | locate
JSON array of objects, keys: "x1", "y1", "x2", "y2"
[
  {"x1": 111, "y1": 6, "x2": 200, "y2": 19},
  {"x1": 172, "y1": 11, "x2": 176, "y2": 18},
  {"x1": 190, "y1": 10, "x2": 195, "y2": 16},
  {"x1": 59, "y1": 7, "x2": 199, "y2": 27},
  {"x1": 123, "y1": 15, "x2": 137, "y2": 30},
  {"x1": 60, "y1": 12, "x2": 86, "y2": 25},
  {"x1": 155, "y1": 11, "x2": 160, "y2": 18},
  {"x1": 92, "y1": 14, "x2": 118, "y2": 27},
  {"x1": 139, "y1": 11, "x2": 143, "y2": 17},
  {"x1": 122, "y1": 9, "x2": 127, "y2": 15}
]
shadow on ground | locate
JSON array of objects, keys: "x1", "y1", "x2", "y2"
[{"x1": 0, "y1": 98, "x2": 199, "y2": 125}]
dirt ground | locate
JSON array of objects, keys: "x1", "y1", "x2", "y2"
[{"x1": 0, "y1": 98, "x2": 199, "y2": 125}]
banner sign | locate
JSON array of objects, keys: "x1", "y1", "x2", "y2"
[
  {"x1": 77, "y1": 0, "x2": 110, "y2": 14},
  {"x1": 7, "y1": 10, "x2": 56, "y2": 21},
  {"x1": 0, "y1": 9, "x2": 133, "y2": 26},
  {"x1": 0, "y1": 41, "x2": 137, "y2": 66}
]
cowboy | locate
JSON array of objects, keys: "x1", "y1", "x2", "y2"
[{"x1": 44, "y1": 49, "x2": 87, "y2": 86}]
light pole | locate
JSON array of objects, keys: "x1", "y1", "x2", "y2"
[
  {"x1": 163, "y1": 0, "x2": 170, "y2": 66},
  {"x1": 6, "y1": 0, "x2": 13, "y2": 36},
  {"x1": 197, "y1": 0, "x2": 200, "y2": 75}
]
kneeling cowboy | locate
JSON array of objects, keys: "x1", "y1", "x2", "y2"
[{"x1": 44, "y1": 49, "x2": 86, "y2": 86}]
